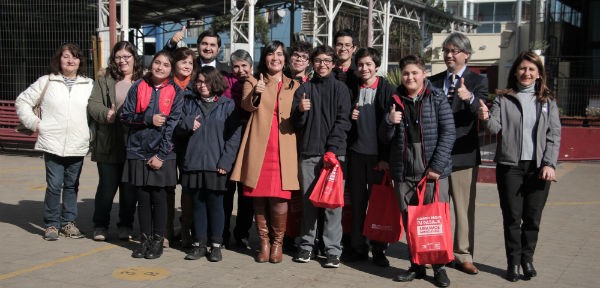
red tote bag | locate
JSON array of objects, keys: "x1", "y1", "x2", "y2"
[
  {"x1": 309, "y1": 154, "x2": 344, "y2": 209},
  {"x1": 363, "y1": 171, "x2": 403, "y2": 243},
  {"x1": 407, "y1": 177, "x2": 454, "y2": 265}
]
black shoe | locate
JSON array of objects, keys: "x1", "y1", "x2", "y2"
[
  {"x1": 145, "y1": 235, "x2": 164, "y2": 259},
  {"x1": 433, "y1": 268, "x2": 451, "y2": 287},
  {"x1": 184, "y1": 246, "x2": 207, "y2": 260},
  {"x1": 208, "y1": 245, "x2": 222, "y2": 262},
  {"x1": 235, "y1": 237, "x2": 251, "y2": 250},
  {"x1": 393, "y1": 265, "x2": 426, "y2": 282},
  {"x1": 131, "y1": 234, "x2": 149, "y2": 258},
  {"x1": 293, "y1": 249, "x2": 312, "y2": 263},
  {"x1": 522, "y1": 262, "x2": 537, "y2": 278},
  {"x1": 371, "y1": 250, "x2": 390, "y2": 267},
  {"x1": 324, "y1": 254, "x2": 341, "y2": 268},
  {"x1": 506, "y1": 264, "x2": 520, "y2": 282},
  {"x1": 341, "y1": 250, "x2": 368, "y2": 262}
]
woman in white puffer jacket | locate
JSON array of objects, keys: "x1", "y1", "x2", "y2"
[{"x1": 15, "y1": 42, "x2": 93, "y2": 241}]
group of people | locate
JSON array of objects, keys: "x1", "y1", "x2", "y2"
[{"x1": 14, "y1": 28, "x2": 560, "y2": 287}]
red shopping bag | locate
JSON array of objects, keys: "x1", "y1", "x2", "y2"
[
  {"x1": 407, "y1": 177, "x2": 454, "y2": 265},
  {"x1": 309, "y1": 153, "x2": 344, "y2": 209},
  {"x1": 363, "y1": 171, "x2": 403, "y2": 243}
]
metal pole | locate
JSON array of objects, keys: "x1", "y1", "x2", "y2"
[
  {"x1": 248, "y1": 0, "x2": 256, "y2": 59},
  {"x1": 381, "y1": 0, "x2": 391, "y2": 74},
  {"x1": 367, "y1": 0, "x2": 373, "y2": 46},
  {"x1": 516, "y1": 0, "x2": 522, "y2": 55},
  {"x1": 529, "y1": 0, "x2": 537, "y2": 46},
  {"x1": 327, "y1": 0, "x2": 333, "y2": 46},
  {"x1": 121, "y1": 0, "x2": 129, "y2": 41},
  {"x1": 109, "y1": 0, "x2": 117, "y2": 49}
]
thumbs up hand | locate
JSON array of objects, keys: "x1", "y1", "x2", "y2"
[
  {"x1": 456, "y1": 77, "x2": 472, "y2": 101},
  {"x1": 478, "y1": 99, "x2": 489, "y2": 120},
  {"x1": 193, "y1": 115, "x2": 201, "y2": 131},
  {"x1": 171, "y1": 26, "x2": 186, "y2": 45},
  {"x1": 255, "y1": 73, "x2": 266, "y2": 94},
  {"x1": 351, "y1": 103, "x2": 360, "y2": 120},
  {"x1": 299, "y1": 92, "x2": 311, "y2": 112},
  {"x1": 106, "y1": 104, "x2": 116, "y2": 123},
  {"x1": 388, "y1": 104, "x2": 403, "y2": 124}
]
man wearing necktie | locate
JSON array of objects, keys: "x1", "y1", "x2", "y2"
[{"x1": 430, "y1": 32, "x2": 489, "y2": 275}]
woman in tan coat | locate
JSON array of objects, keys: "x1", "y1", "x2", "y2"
[{"x1": 230, "y1": 41, "x2": 300, "y2": 263}]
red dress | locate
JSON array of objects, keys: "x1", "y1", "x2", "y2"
[{"x1": 243, "y1": 82, "x2": 291, "y2": 199}]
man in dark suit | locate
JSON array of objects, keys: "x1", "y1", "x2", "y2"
[
  {"x1": 165, "y1": 29, "x2": 231, "y2": 73},
  {"x1": 429, "y1": 32, "x2": 488, "y2": 275}
]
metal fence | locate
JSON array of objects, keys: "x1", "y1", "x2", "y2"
[
  {"x1": 0, "y1": 0, "x2": 97, "y2": 101},
  {"x1": 546, "y1": 56, "x2": 600, "y2": 117}
]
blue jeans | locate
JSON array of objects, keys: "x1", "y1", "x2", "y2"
[
  {"x1": 189, "y1": 188, "x2": 225, "y2": 244},
  {"x1": 92, "y1": 162, "x2": 136, "y2": 229},
  {"x1": 43, "y1": 153, "x2": 84, "y2": 228}
]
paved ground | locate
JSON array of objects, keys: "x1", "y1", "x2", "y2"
[{"x1": 0, "y1": 152, "x2": 599, "y2": 288}]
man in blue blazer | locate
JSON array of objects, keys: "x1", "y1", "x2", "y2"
[{"x1": 429, "y1": 32, "x2": 488, "y2": 275}]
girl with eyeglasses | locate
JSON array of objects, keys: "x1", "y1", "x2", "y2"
[{"x1": 177, "y1": 66, "x2": 241, "y2": 262}]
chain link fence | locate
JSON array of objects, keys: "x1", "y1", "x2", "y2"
[{"x1": 0, "y1": 0, "x2": 97, "y2": 101}]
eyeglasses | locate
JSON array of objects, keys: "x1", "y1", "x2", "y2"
[
  {"x1": 291, "y1": 53, "x2": 309, "y2": 62},
  {"x1": 195, "y1": 80, "x2": 207, "y2": 86},
  {"x1": 115, "y1": 55, "x2": 133, "y2": 62},
  {"x1": 442, "y1": 48, "x2": 464, "y2": 56},
  {"x1": 335, "y1": 43, "x2": 354, "y2": 49},
  {"x1": 313, "y1": 58, "x2": 333, "y2": 65}
]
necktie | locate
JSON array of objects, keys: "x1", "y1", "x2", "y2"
[{"x1": 448, "y1": 74, "x2": 457, "y2": 102}]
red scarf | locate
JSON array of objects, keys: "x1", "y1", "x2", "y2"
[
  {"x1": 136, "y1": 78, "x2": 177, "y2": 116},
  {"x1": 174, "y1": 75, "x2": 191, "y2": 90}
]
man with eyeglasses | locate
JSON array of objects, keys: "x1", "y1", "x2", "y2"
[
  {"x1": 291, "y1": 45, "x2": 352, "y2": 269},
  {"x1": 333, "y1": 29, "x2": 360, "y2": 98},
  {"x1": 288, "y1": 41, "x2": 313, "y2": 84},
  {"x1": 429, "y1": 32, "x2": 489, "y2": 276}
]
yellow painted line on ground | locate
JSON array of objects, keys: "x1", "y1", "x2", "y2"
[
  {"x1": 0, "y1": 244, "x2": 116, "y2": 281},
  {"x1": 477, "y1": 201, "x2": 600, "y2": 207}
]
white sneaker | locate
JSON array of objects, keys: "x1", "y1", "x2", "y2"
[{"x1": 93, "y1": 228, "x2": 107, "y2": 241}]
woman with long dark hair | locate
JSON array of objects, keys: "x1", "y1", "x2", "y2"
[
  {"x1": 88, "y1": 41, "x2": 143, "y2": 242},
  {"x1": 121, "y1": 50, "x2": 183, "y2": 259},
  {"x1": 231, "y1": 41, "x2": 300, "y2": 263},
  {"x1": 478, "y1": 51, "x2": 561, "y2": 282}
]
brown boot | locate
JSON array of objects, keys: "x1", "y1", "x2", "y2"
[
  {"x1": 254, "y1": 199, "x2": 270, "y2": 263},
  {"x1": 269, "y1": 202, "x2": 288, "y2": 263}
]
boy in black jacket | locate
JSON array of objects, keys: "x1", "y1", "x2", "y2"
[{"x1": 291, "y1": 45, "x2": 352, "y2": 268}]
